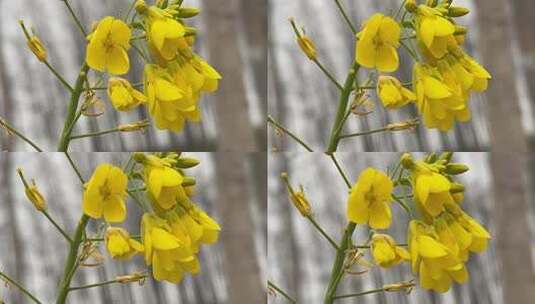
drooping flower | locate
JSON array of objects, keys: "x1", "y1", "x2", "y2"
[
  {"x1": 86, "y1": 16, "x2": 131, "y2": 75},
  {"x1": 377, "y1": 75, "x2": 416, "y2": 109},
  {"x1": 142, "y1": 214, "x2": 199, "y2": 283},
  {"x1": 82, "y1": 164, "x2": 128, "y2": 223},
  {"x1": 107, "y1": 77, "x2": 147, "y2": 111},
  {"x1": 141, "y1": 154, "x2": 187, "y2": 211},
  {"x1": 411, "y1": 161, "x2": 453, "y2": 217},
  {"x1": 356, "y1": 13, "x2": 400, "y2": 72},
  {"x1": 168, "y1": 205, "x2": 221, "y2": 253},
  {"x1": 415, "y1": 5, "x2": 456, "y2": 59},
  {"x1": 409, "y1": 220, "x2": 467, "y2": 293},
  {"x1": 347, "y1": 167, "x2": 394, "y2": 229},
  {"x1": 144, "y1": 64, "x2": 199, "y2": 132},
  {"x1": 413, "y1": 63, "x2": 470, "y2": 131},
  {"x1": 370, "y1": 234, "x2": 410, "y2": 268},
  {"x1": 105, "y1": 227, "x2": 144, "y2": 259}
]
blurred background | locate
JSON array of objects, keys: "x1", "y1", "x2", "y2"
[
  {"x1": 268, "y1": 152, "x2": 535, "y2": 303},
  {"x1": 0, "y1": 152, "x2": 266, "y2": 303},
  {"x1": 0, "y1": 0, "x2": 267, "y2": 151},
  {"x1": 268, "y1": 0, "x2": 534, "y2": 152}
]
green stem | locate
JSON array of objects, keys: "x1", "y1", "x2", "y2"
[
  {"x1": 42, "y1": 210, "x2": 73, "y2": 243},
  {"x1": 57, "y1": 63, "x2": 89, "y2": 151},
  {"x1": 68, "y1": 276, "x2": 145, "y2": 291},
  {"x1": 333, "y1": 287, "x2": 386, "y2": 299},
  {"x1": 324, "y1": 222, "x2": 356, "y2": 304},
  {"x1": 0, "y1": 117, "x2": 43, "y2": 151},
  {"x1": 69, "y1": 127, "x2": 122, "y2": 140},
  {"x1": 44, "y1": 61, "x2": 74, "y2": 92},
  {"x1": 400, "y1": 40, "x2": 419, "y2": 61},
  {"x1": 268, "y1": 115, "x2": 313, "y2": 152},
  {"x1": 339, "y1": 126, "x2": 391, "y2": 139},
  {"x1": 307, "y1": 215, "x2": 340, "y2": 250},
  {"x1": 132, "y1": 43, "x2": 149, "y2": 62},
  {"x1": 63, "y1": 152, "x2": 85, "y2": 184},
  {"x1": 328, "y1": 153, "x2": 352, "y2": 188},
  {"x1": 268, "y1": 280, "x2": 297, "y2": 303},
  {"x1": 55, "y1": 215, "x2": 89, "y2": 304},
  {"x1": 0, "y1": 271, "x2": 43, "y2": 304},
  {"x1": 313, "y1": 59, "x2": 343, "y2": 90},
  {"x1": 333, "y1": 0, "x2": 357, "y2": 34},
  {"x1": 326, "y1": 64, "x2": 359, "y2": 152},
  {"x1": 61, "y1": 0, "x2": 87, "y2": 36}
]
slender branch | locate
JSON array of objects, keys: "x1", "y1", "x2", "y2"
[
  {"x1": 88, "y1": 82, "x2": 143, "y2": 91},
  {"x1": 70, "y1": 127, "x2": 122, "y2": 140},
  {"x1": 328, "y1": 153, "x2": 352, "y2": 189},
  {"x1": 43, "y1": 61, "x2": 74, "y2": 92},
  {"x1": 57, "y1": 63, "x2": 90, "y2": 151},
  {"x1": 312, "y1": 59, "x2": 343, "y2": 90},
  {"x1": 61, "y1": 0, "x2": 87, "y2": 36},
  {"x1": 268, "y1": 280, "x2": 297, "y2": 304},
  {"x1": 333, "y1": 0, "x2": 357, "y2": 34},
  {"x1": 268, "y1": 115, "x2": 313, "y2": 152},
  {"x1": 42, "y1": 210, "x2": 73, "y2": 243},
  {"x1": 68, "y1": 275, "x2": 146, "y2": 291},
  {"x1": 132, "y1": 43, "x2": 149, "y2": 62},
  {"x1": 307, "y1": 215, "x2": 340, "y2": 250},
  {"x1": 0, "y1": 271, "x2": 43, "y2": 304},
  {"x1": 338, "y1": 119, "x2": 419, "y2": 139},
  {"x1": 87, "y1": 235, "x2": 141, "y2": 242},
  {"x1": 63, "y1": 152, "x2": 85, "y2": 184},
  {"x1": 400, "y1": 40, "x2": 419, "y2": 61},
  {"x1": 392, "y1": 194, "x2": 412, "y2": 217},
  {"x1": 0, "y1": 117, "x2": 43, "y2": 151},
  {"x1": 127, "y1": 190, "x2": 150, "y2": 211},
  {"x1": 333, "y1": 287, "x2": 386, "y2": 299}
]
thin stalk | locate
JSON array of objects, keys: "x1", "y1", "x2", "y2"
[
  {"x1": 61, "y1": 0, "x2": 87, "y2": 36},
  {"x1": 57, "y1": 63, "x2": 90, "y2": 151},
  {"x1": 0, "y1": 271, "x2": 43, "y2": 304},
  {"x1": 42, "y1": 210, "x2": 73, "y2": 243},
  {"x1": 55, "y1": 215, "x2": 90, "y2": 304},
  {"x1": 68, "y1": 275, "x2": 145, "y2": 291},
  {"x1": 333, "y1": 287, "x2": 385, "y2": 299},
  {"x1": 333, "y1": 0, "x2": 357, "y2": 34},
  {"x1": 43, "y1": 61, "x2": 74, "y2": 92},
  {"x1": 132, "y1": 43, "x2": 149, "y2": 62},
  {"x1": 63, "y1": 152, "x2": 84, "y2": 184},
  {"x1": 0, "y1": 117, "x2": 43, "y2": 151},
  {"x1": 70, "y1": 127, "x2": 123, "y2": 140},
  {"x1": 339, "y1": 126, "x2": 391, "y2": 139},
  {"x1": 307, "y1": 215, "x2": 340, "y2": 250},
  {"x1": 326, "y1": 63, "x2": 359, "y2": 152},
  {"x1": 328, "y1": 153, "x2": 352, "y2": 188},
  {"x1": 312, "y1": 59, "x2": 343, "y2": 90},
  {"x1": 400, "y1": 40, "x2": 419, "y2": 61},
  {"x1": 268, "y1": 115, "x2": 313, "y2": 152},
  {"x1": 324, "y1": 222, "x2": 356, "y2": 304},
  {"x1": 268, "y1": 280, "x2": 297, "y2": 303}
]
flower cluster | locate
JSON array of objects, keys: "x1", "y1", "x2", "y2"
[
  {"x1": 346, "y1": 152, "x2": 490, "y2": 292},
  {"x1": 85, "y1": 0, "x2": 221, "y2": 133},
  {"x1": 82, "y1": 152, "x2": 221, "y2": 284},
  {"x1": 355, "y1": 0, "x2": 491, "y2": 131}
]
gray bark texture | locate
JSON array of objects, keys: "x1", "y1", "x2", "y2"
[{"x1": 0, "y1": 152, "x2": 265, "y2": 303}]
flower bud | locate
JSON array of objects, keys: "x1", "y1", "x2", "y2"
[
  {"x1": 297, "y1": 36, "x2": 317, "y2": 60},
  {"x1": 135, "y1": 0, "x2": 148, "y2": 14},
  {"x1": 19, "y1": 21, "x2": 47, "y2": 62},
  {"x1": 383, "y1": 280, "x2": 415, "y2": 293},
  {"x1": 17, "y1": 168, "x2": 47, "y2": 211},
  {"x1": 176, "y1": 157, "x2": 200, "y2": 168},
  {"x1": 450, "y1": 182, "x2": 465, "y2": 193},
  {"x1": 400, "y1": 153, "x2": 415, "y2": 170},
  {"x1": 444, "y1": 163, "x2": 469, "y2": 175},
  {"x1": 118, "y1": 120, "x2": 150, "y2": 132},
  {"x1": 116, "y1": 272, "x2": 147, "y2": 284},
  {"x1": 448, "y1": 6, "x2": 470, "y2": 17},
  {"x1": 289, "y1": 189, "x2": 312, "y2": 217},
  {"x1": 387, "y1": 119, "x2": 419, "y2": 132},
  {"x1": 177, "y1": 7, "x2": 200, "y2": 18},
  {"x1": 182, "y1": 176, "x2": 196, "y2": 187},
  {"x1": 405, "y1": 0, "x2": 418, "y2": 12}
]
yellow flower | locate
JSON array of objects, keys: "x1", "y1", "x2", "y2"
[
  {"x1": 105, "y1": 227, "x2": 144, "y2": 259},
  {"x1": 19, "y1": 21, "x2": 47, "y2": 62},
  {"x1": 86, "y1": 16, "x2": 131, "y2": 75},
  {"x1": 409, "y1": 220, "x2": 467, "y2": 293},
  {"x1": 25, "y1": 184, "x2": 47, "y2": 212},
  {"x1": 168, "y1": 205, "x2": 221, "y2": 253},
  {"x1": 370, "y1": 234, "x2": 410, "y2": 268},
  {"x1": 144, "y1": 64, "x2": 199, "y2": 132},
  {"x1": 415, "y1": 5, "x2": 456, "y2": 59},
  {"x1": 457, "y1": 54, "x2": 492, "y2": 92},
  {"x1": 356, "y1": 13, "x2": 400, "y2": 72},
  {"x1": 142, "y1": 214, "x2": 199, "y2": 283},
  {"x1": 413, "y1": 63, "x2": 470, "y2": 131},
  {"x1": 143, "y1": 155, "x2": 187, "y2": 211},
  {"x1": 107, "y1": 77, "x2": 147, "y2": 111},
  {"x1": 347, "y1": 168, "x2": 394, "y2": 229},
  {"x1": 82, "y1": 164, "x2": 128, "y2": 223},
  {"x1": 412, "y1": 161, "x2": 453, "y2": 217},
  {"x1": 377, "y1": 76, "x2": 416, "y2": 109}
]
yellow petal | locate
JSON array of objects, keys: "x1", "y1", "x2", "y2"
[
  {"x1": 103, "y1": 196, "x2": 126, "y2": 223},
  {"x1": 368, "y1": 201, "x2": 392, "y2": 229},
  {"x1": 376, "y1": 45, "x2": 399, "y2": 72},
  {"x1": 423, "y1": 77, "x2": 451, "y2": 99},
  {"x1": 417, "y1": 236, "x2": 448, "y2": 258},
  {"x1": 110, "y1": 19, "x2": 131, "y2": 49},
  {"x1": 86, "y1": 42, "x2": 106, "y2": 72},
  {"x1": 106, "y1": 47, "x2": 130, "y2": 75},
  {"x1": 151, "y1": 228, "x2": 180, "y2": 250}
]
